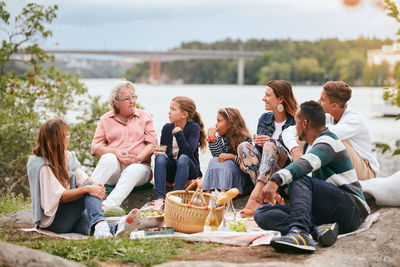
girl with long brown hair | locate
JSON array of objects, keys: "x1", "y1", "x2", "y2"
[
  {"x1": 27, "y1": 119, "x2": 138, "y2": 238},
  {"x1": 202, "y1": 108, "x2": 253, "y2": 194},
  {"x1": 152, "y1": 96, "x2": 206, "y2": 209}
]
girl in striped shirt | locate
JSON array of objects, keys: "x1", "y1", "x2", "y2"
[{"x1": 202, "y1": 108, "x2": 253, "y2": 194}]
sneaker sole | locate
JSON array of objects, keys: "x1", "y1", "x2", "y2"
[
  {"x1": 318, "y1": 223, "x2": 339, "y2": 247},
  {"x1": 117, "y1": 209, "x2": 141, "y2": 237},
  {"x1": 270, "y1": 240, "x2": 315, "y2": 253}
]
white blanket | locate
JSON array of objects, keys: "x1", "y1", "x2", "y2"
[{"x1": 360, "y1": 171, "x2": 400, "y2": 207}]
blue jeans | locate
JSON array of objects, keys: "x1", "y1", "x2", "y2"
[
  {"x1": 44, "y1": 181, "x2": 116, "y2": 235},
  {"x1": 254, "y1": 175, "x2": 364, "y2": 236},
  {"x1": 154, "y1": 154, "x2": 197, "y2": 199}
]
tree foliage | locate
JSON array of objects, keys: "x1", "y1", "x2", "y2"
[
  {"x1": 378, "y1": 0, "x2": 400, "y2": 156},
  {"x1": 125, "y1": 37, "x2": 393, "y2": 85},
  {"x1": 0, "y1": 1, "x2": 108, "y2": 196}
]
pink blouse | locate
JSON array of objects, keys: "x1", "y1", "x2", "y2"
[
  {"x1": 39, "y1": 154, "x2": 88, "y2": 228},
  {"x1": 90, "y1": 109, "x2": 157, "y2": 165}
]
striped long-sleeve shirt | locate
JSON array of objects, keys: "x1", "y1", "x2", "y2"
[
  {"x1": 270, "y1": 128, "x2": 370, "y2": 218},
  {"x1": 208, "y1": 136, "x2": 250, "y2": 165}
]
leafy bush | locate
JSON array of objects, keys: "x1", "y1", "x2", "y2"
[{"x1": 0, "y1": 1, "x2": 108, "y2": 195}]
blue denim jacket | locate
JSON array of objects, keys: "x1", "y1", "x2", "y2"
[{"x1": 256, "y1": 112, "x2": 296, "y2": 153}]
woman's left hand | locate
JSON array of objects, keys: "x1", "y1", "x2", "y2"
[
  {"x1": 86, "y1": 183, "x2": 105, "y2": 200},
  {"x1": 254, "y1": 135, "x2": 270, "y2": 146},
  {"x1": 172, "y1": 127, "x2": 182, "y2": 134},
  {"x1": 218, "y1": 153, "x2": 235, "y2": 162}
]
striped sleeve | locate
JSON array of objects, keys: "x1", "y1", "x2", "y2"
[
  {"x1": 208, "y1": 136, "x2": 225, "y2": 157},
  {"x1": 270, "y1": 142, "x2": 336, "y2": 185}
]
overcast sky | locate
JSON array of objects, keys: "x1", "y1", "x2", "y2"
[{"x1": 3, "y1": 0, "x2": 399, "y2": 51}]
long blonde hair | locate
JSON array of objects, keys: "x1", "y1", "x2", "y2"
[
  {"x1": 218, "y1": 108, "x2": 252, "y2": 154},
  {"x1": 172, "y1": 96, "x2": 207, "y2": 151},
  {"x1": 33, "y1": 119, "x2": 70, "y2": 188}
]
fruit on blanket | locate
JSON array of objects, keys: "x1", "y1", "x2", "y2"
[
  {"x1": 104, "y1": 206, "x2": 126, "y2": 217},
  {"x1": 229, "y1": 221, "x2": 247, "y2": 232}
]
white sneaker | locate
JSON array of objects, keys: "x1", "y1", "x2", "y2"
[
  {"x1": 94, "y1": 220, "x2": 113, "y2": 239},
  {"x1": 116, "y1": 209, "x2": 141, "y2": 237}
]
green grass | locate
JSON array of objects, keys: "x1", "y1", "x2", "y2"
[
  {"x1": 0, "y1": 192, "x2": 219, "y2": 266},
  {"x1": 0, "y1": 192, "x2": 31, "y2": 216},
  {"x1": 30, "y1": 237, "x2": 188, "y2": 266}
]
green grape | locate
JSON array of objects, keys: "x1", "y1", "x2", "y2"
[{"x1": 229, "y1": 221, "x2": 247, "y2": 232}]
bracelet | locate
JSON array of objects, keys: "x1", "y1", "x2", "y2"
[{"x1": 206, "y1": 137, "x2": 216, "y2": 142}]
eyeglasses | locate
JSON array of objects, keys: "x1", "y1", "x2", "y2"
[{"x1": 120, "y1": 95, "x2": 138, "y2": 102}]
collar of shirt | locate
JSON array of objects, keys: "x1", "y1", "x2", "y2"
[{"x1": 107, "y1": 109, "x2": 140, "y2": 125}]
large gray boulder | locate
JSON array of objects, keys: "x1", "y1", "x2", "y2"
[{"x1": 0, "y1": 241, "x2": 84, "y2": 267}]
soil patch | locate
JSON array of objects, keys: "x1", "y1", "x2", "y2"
[{"x1": 175, "y1": 244, "x2": 314, "y2": 264}]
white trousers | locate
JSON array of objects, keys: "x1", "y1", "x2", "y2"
[{"x1": 91, "y1": 153, "x2": 150, "y2": 208}]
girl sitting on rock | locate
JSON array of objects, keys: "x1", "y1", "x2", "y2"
[{"x1": 27, "y1": 119, "x2": 138, "y2": 238}]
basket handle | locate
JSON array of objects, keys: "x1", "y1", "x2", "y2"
[
  {"x1": 185, "y1": 180, "x2": 197, "y2": 194},
  {"x1": 187, "y1": 186, "x2": 208, "y2": 208}
]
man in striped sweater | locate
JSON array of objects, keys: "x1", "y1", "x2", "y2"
[{"x1": 254, "y1": 100, "x2": 370, "y2": 253}]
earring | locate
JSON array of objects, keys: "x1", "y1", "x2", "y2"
[{"x1": 277, "y1": 103, "x2": 284, "y2": 112}]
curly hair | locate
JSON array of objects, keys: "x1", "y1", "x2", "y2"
[
  {"x1": 218, "y1": 108, "x2": 252, "y2": 154},
  {"x1": 109, "y1": 78, "x2": 136, "y2": 114}
]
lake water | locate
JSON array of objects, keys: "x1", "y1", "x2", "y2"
[{"x1": 80, "y1": 78, "x2": 400, "y2": 177}]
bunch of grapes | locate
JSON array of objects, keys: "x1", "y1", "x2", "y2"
[{"x1": 229, "y1": 221, "x2": 247, "y2": 232}]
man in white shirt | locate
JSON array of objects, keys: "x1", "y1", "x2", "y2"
[{"x1": 283, "y1": 81, "x2": 379, "y2": 180}]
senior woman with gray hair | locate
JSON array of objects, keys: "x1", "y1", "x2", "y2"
[{"x1": 91, "y1": 79, "x2": 157, "y2": 208}]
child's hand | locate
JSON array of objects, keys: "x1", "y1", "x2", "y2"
[
  {"x1": 172, "y1": 127, "x2": 182, "y2": 134},
  {"x1": 207, "y1": 127, "x2": 217, "y2": 142},
  {"x1": 218, "y1": 153, "x2": 235, "y2": 162}
]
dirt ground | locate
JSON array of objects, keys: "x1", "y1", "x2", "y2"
[{"x1": 174, "y1": 244, "x2": 314, "y2": 264}]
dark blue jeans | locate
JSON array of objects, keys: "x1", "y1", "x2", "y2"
[
  {"x1": 154, "y1": 154, "x2": 197, "y2": 199},
  {"x1": 254, "y1": 175, "x2": 364, "y2": 236},
  {"x1": 44, "y1": 181, "x2": 116, "y2": 235}
]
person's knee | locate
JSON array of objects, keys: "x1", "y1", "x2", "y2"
[
  {"x1": 155, "y1": 154, "x2": 168, "y2": 165},
  {"x1": 262, "y1": 140, "x2": 277, "y2": 154},
  {"x1": 177, "y1": 154, "x2": 189, "y2": 167},
  {"x1": 237, "y1": 141, "x2": 250, "y2": 154},
  {"x1": 83, "y1": 180, "x2": 95, "y2": 186},
  {"x1": 99, "y1": 153, "x2": 119, "y2": 168},
  {"x1": 254, "y1": 205, "x2": 273, "y2": 228}
]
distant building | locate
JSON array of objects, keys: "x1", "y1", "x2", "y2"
[{"x1": 367, "y1": 43, "x2": 400, "y2": 69}]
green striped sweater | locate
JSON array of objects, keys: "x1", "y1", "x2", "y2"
[{"x1": 270, "y1": 128, "x2": 370, "y2": 217}]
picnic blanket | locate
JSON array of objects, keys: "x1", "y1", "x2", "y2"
[
  {"x1": 20, "y1": 211, "x2": 381, "y2": 243},
  {"x1": 21, "y1": 227, "x2": 88, "y2": 240}
]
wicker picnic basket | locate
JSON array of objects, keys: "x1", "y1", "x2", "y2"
[{"x1": 164, "y1": 184, "x2": 225, "y2": 233}]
